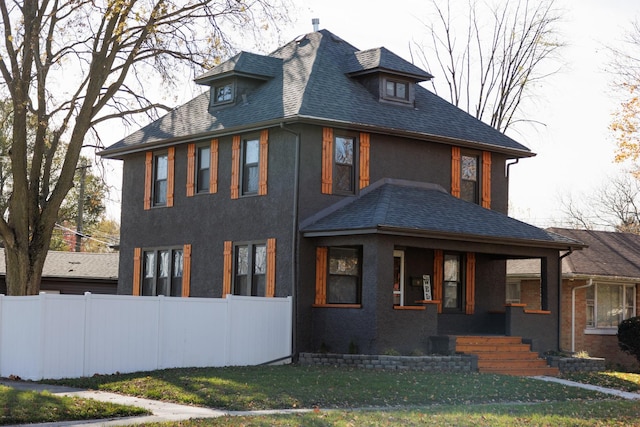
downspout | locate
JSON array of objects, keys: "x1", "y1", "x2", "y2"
[
  {"x1": 280, "y1": 123, "x2": 300, "y2": 361},
  {"x1": 558, "y1": 248, "x2": 573, "y2": 353},
  {"x1": 571, "y1": 278, "x2": 593, "y2": 353},
  {"x1": 505, "y1": 158, "x2": 519, "y2": 177}
]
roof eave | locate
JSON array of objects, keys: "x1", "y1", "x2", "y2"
[
  {"x1": 99, "y1": 114, "x2": 535, "y2": 159},
  {"x1": 302, "y1": 225, "x2": 586, "y2": 251}
]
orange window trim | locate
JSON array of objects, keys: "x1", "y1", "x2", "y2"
[
  {"x1": 182, "y1": 244, "x2": 192, "y2": 297},
  {"x1": 259, "y1": 130, "x2": 269, "y2": 195},
  {"x1": 231, "y1": 136, "x2": 240, "y2": 199},
  {"x1": 433, "y1": 250, "x2": 444, "y2": 313},
  {"x1": 222, "y1": 241, "x2": 233, "y2": 297},
  {"x1": 359, "y1": 132, "x2": 370, "y2": 189},
  {"x1": 321, "y1": 128, "x2": 333, "y2": 194},
  {"x1": 451, "y1": 147, "x2": 461, "y2": 198},
  {"x1": 315, "y1": 247, "x2": 328, "y2": 304},
  {"x1": 132, "y1": 247, "x2": 142, "y2": 296},
  {"x1": 465, "y1": 253, "x2": 476, "y2": 315},
  {"x1": 167, "y1": 147, "x2": 175, "y2": 207},
  {"x1": 144, "y1": 152, "x2": 152, "y2": 210},
  {"x1": 186, "y1": 144, "x2": 195, "y2": 197},
  {"x1": 266, "y1": 238, "x2": 276, "y2": 297},
  {"x1": 482, "y1": 151, "x2": 491, "y2": 209},
  {"x1": 210, "y1": 139, "x2": 219, "y2": 194}
]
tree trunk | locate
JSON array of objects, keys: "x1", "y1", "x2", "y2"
[{"x1": 4, "y1": 242, "x2": 47, "y2": 295}]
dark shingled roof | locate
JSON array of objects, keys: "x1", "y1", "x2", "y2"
[
  {"x1": 345, "y1": 47, "x2": 434, "y2": 80},
  {"x1": 101, "y1": 29, "x2": 532, "y2": 158},
  {"x1": 508, "y1": 228, "x2": 640, "y2": 280},
  {"x1": 0, "y1": 249, "x2": 118, "y2": 280},
  {"x1": 300, "y1": 179, "x2": 582, "y2": 249},
  {"x1": 194, "y1": 51, "x2": 282, "y2": 84}
]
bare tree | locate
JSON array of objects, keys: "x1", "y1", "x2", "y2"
[
  {"x1": 413, "y1": 0, "x2": 563, "y2": 133},
  {"x1": 561, "y1": 173, "x2": 640, "y2": 233},
  {"x1": 0, "y1": 0, "x2": 289, "y2": 295}
]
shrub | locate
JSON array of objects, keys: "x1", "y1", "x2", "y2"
[{"x1": 618, "y1": 316, "x2": 640, "y2": 364}]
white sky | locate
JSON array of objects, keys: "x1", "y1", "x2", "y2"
[{"x1": 101, "y1": 0, "x2": 640, "y2": 228}]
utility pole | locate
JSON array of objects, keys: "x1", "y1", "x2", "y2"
[{"x1": 75, "y1": 164, "x2": 89, "y2": 252}]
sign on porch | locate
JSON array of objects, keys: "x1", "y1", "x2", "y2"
[{"x1": 423, "y1": 275, "x2": 432, "y2": 300}]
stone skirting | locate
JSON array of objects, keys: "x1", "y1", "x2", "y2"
[
  {"x1": 299, "y1": 352, "x2": 477, "y2": 372},
  {"x1": 546, "y1": 356, "x2": 606, "y2": 373}
]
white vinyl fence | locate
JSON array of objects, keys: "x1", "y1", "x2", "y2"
[{"x1": 0, "y1": 293, "x2": 292, "y2": 380}]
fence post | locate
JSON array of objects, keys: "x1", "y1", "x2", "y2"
[
  {"x1": 224, "y1": 295, "x2": 233, "y2": 365},
  {"x1": 82, "y1": 292, "x2": 92, "y2": 377},
  {"x1": 37, "y1": 292, "x2": 47, "y2": 380},
  {"x1": 157, "y1": 295, "x2": 165, "y2": 370},
  {"x1": 0, "y1": 294, "x2": 3, "y2": 377}
]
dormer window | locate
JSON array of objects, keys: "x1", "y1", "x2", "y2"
[
  {"x1": 384, "y1": 79, "x2": 408, "y2": 101},
  {"x1": 214, "y1": 83, "x2": 234, "y2": 104}
]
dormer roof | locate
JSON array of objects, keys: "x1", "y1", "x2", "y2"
[
  {"x1": 345, "y1": 47, "x2": 433, "y2": 81},
  {"x1": 194, "y1": 51, "x2": 282, "y2": 85}
]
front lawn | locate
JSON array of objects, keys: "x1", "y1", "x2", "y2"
[
  {"x1": 0, "y1": 384, "x2": 148, "y2": 425},
  {"x1": 50, "y1": 365, "x2": 615, "y2": 411},
  {"x1": 562, "y1": 371, "x2": 640, "y2": 393}
]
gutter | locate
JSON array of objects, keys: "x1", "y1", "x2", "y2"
[{"x1": 571, "y1": 278, "x2": 594, "y2": 353}]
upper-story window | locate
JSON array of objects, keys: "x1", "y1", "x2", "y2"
[
  {"x1": 153, "y1": 152, "x2": 168, "y2": 206},
  {"x1": 196, "y1": 145, "x2": 210, "y2": 193},
  {"x1": 334, "y1": 136, "x2": 355, "y2": 193},
  {"x1": 384, "y1": 78, "x2": 409, "y2": 101},
  {"x1": 461, "y1": 154, "x2": 479, "y2": 204},
  {"x1": 242, "y1": 138, "x2": 260, "y2": 195},
  {"x1": 214, "y1": 83, "x2": 234, "y2": 104}
]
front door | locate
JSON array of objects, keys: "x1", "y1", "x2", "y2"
[{"x1": 393, "y1": 250, "x2": 405, "y2": 306}]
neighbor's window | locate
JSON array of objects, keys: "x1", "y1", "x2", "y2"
[
  {"x1": 334, "y1": 136, "x2": 355, "y2": 193},
  {"x1": 586, "y1": 283, "x2": 636, "y2": 329},
  {"x1": 327, "y1": 247, "x2": 361, "y2": 304},
  {"x1": 153, "y1": 153, "x2": 168, "y2": 206},
  {"x1": 234, "y1": 242, "x2": 267, "y2": 296},
  {"x1": 214, "y1": 83, "x2": 233, "y2": 104},
  {"x1": 461, "y1": 154, "x2": 479, "y2": 204},
  {"x1": 242, "y1": 138, "x2": 260, "y2": 195},
  {"x1": 384, "y1": 78, "x2": 409, "y2": 101},
  {"x1": 142, "y1": 247, "x2": 183, "y2": 297},
  {"x1": 506, "y1": 281, "x2": 521, "y2": 304},
  {"x1": 196, "y1": 145, "x2": 210, "y2": 193}
]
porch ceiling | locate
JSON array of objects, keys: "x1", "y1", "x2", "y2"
[{"x1": 300, "y1": 179, "x2": 585, "y2": 251}]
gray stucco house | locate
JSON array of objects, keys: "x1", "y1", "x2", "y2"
[{"x1": 100, "y1": 29, "x2": 583, "y2": 367}]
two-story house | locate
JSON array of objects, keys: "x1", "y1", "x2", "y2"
[{"x1": 100, "y1": 29, "x2": 583, "y2": 361}]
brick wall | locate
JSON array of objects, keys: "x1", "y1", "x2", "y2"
[{"x1": 520, "y1": 279, "x2": 541, "y2": 310}]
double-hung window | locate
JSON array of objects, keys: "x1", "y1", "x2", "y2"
[
  {"x1": 460, "y1": 154, "x2": 479, "y2": 204},
  {"x1": 384, "y1": 78, "x2": 409, "y2": 101},
  {"x1": 153, "y1": 153, "x2": 168, "y2": 206},
  {"x1": 196, "y1": 145, "x2": 211, "y2": 193},
  {"x1": 443, "y1": 253, "x2": 463, "y2": 311},
  {"x1": 142, "y1": 247, "x2": 184, "y2": 297},
  {"x1": 314, "y1": 246, "x2": 363, "y2": 306},
  {"x1": 586, "y1": 283, "x2": 636, "y2": 329},
  {"x1": 242, "y1": 138, "x2": 260, "y2": 195},
  {"x1": 334, "y1": 136, "x2": 355, "y2": 193},
  {"x1": 234, "y1": 243, "x2": 267, "y2": 296}
]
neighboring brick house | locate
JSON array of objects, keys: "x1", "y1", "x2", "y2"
[
  {"x1": 0, "y1": 249, "x2": 118, "y2": 295},
  {"x1": 100, "y1": 29, "x2": 583, "y2": 358},
  {"x1": 508, "y1": 228, "x2": 640, "y2": 370}
]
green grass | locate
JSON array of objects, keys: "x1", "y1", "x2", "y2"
[
  {"x1": 116, "y1": 401, "x2": 640, "y2": 426},
  {"x1": 50, "y1": 365, "x2": 615, "y2": 411},
  {"x1": 562, "y1": 371, "x2": 640, "y2": 392},
  {"x1": 0, "y1": 384, "x2": 148, "y2": 425}
]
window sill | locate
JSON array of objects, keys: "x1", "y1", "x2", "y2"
[
  {"x1": 504, "y1": 303, "x2": 527, "y2": 307},
  {"x1": 312, "y1": 304, "x2": 362, "y2": 309},
  {"x1": 584, "y1": 328, "x2": 618, "y2": 335},
  {"x1": 415, "y1": 300, "x2": 441, "y2": 305},
  {"x1": 393, "y1": 305, "x2": 425, "y2": 311},
  {"x1": 523, "y1": 309, "x2": 551, "y2": 315}
]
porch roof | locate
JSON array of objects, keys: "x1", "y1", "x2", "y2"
[{"x1": 300, "y1": 179, "x2": 584, "y2": 250}]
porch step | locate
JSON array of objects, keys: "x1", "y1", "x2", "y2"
[{"x1": 455, "y1": 335, "x2": 559, "y2": 377}]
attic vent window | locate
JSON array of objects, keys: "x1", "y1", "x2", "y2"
[
  {"x1": 384, "y1": 78, "x2": 409, "y2": 102},
  {"x1": 214, "y1": 83, "x2": 234, "y2": 104}
]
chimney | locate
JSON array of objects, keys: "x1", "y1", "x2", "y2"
[{"x1": 312, "y1": 18, "x2": 320, "y2": 32}]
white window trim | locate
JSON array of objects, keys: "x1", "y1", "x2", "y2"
[{"x1": 586, "y1": 281, "x2": 636, "y2": 330}]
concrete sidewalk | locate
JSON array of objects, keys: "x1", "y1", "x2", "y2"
[{"x1": 1, "y1": 375, "x2": 639, "y2": 426}]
